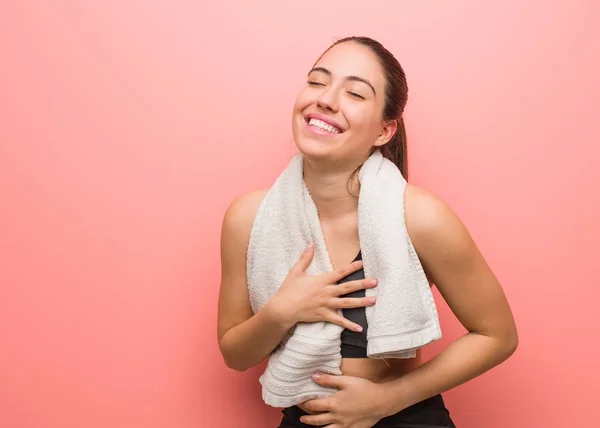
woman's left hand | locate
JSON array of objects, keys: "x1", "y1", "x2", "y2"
[{"x1": 299, "y1": 373, "x2": 392, "y2": 427}]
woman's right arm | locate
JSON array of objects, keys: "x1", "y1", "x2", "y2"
[
  {"x1": 217, "y1": 189, "x2": 293, "y2": 372},
  {"x1": 217, "y1": 190, "x2": 376, "y2": 372}
]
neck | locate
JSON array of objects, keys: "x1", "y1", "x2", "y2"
[{"x1": 302, "y1": 158, "x2": 360, "y2": 219}]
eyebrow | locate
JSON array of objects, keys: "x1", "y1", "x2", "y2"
[{"x1": 309, "y1": 67, "x2": 376, "y2": 95}]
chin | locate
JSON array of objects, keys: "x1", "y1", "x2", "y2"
[
  {"x1": 294, "y1": 136, "x2": 337, "y2": 159},
  {"x1": 292, "y1": 123, "x2": 344, "y2": 162}
]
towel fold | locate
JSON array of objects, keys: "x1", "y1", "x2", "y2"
[{"x1": 247, "y1": 149, "x2": 442, "y2": 408}]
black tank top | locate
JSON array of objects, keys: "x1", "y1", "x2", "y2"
[{"x1": 338, "y1": 251, "x2": 368, "y2": 358}]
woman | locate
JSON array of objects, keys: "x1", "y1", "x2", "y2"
[{"x1": 217, "y1": 36, "x2": 518, "y2": 427}]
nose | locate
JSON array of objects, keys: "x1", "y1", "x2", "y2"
[{"x1": 316, "y1": 86, "x2": 339, "y2": 112}]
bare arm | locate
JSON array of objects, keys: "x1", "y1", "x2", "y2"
[
  {"x1": 379, "y1": 184, "x2": 519, "y2": 414},
  {"x1": 217, "y1": 189, "x2": 375, "y2": 373},
  {"x1": 287, "y1": 183, "x2": 520, "y2": 427},
  {"x1": 217, "y1": 189, "x2": 292, "y2": 372}
]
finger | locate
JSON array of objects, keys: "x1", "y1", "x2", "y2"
[
  {"x1": 299, "y1": 412, "x2": 335, "y2": 426},
  {"x1": 302, "y1": 398, "x2": 332, "y2": 414},
  {"x1": 334, "y1": 278, "x2": 378, "y2": 296},
  {"x1": 312, "y1": 372, "x2": 348, "y2": 389},
  {"x1": 334, "y1": 296, "x2": 377, "y2": 310},
  {"x1": 327, "y1": 313, "x2": 364, "y2": 332},
  {"x1": 323, "y1": 260, "x2": 364, "y2": 283},
  {"x1": 291, "y1": 244, "x2": 314, "y2": 274}
]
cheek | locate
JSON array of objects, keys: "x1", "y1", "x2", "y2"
[
  {"x1": 345, "y1": 105, "x2": 377, "y2": 134},
  {"x1": 293, "y1": 90, "x2": 313, "y2": 113}
]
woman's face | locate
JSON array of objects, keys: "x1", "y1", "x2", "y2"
[{"x1": 292, "y1": 41, "x2": 396, "y2": 166}]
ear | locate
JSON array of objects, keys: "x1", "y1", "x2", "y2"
[{"x1": 373, "y1": 119, "x2": 397, "y2": 147}]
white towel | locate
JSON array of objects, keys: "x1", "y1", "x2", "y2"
[{"x1": 247, "y1": 149, "x2": 442, "y2": 408}]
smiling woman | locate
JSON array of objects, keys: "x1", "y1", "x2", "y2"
[{"x1": 217, "y1": 36, "x2": 517, "y2": 428}]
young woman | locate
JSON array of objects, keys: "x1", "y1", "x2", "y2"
[{"x1": 217, "y1": 36, "x2": 518, "y2": 428}]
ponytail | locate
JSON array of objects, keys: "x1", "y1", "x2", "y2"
[{"x1": 381, "y1": 117, "x2": 408, "y2": 180}]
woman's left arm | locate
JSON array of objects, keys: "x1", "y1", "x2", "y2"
[
  {"x1": 300, "y1": 185, "x2": 518, "y2": 426},
  {"x1": 377, "y1": 184, "x2": 519, "y2": 415}
]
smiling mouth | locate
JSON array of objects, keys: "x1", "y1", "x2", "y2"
[{"x1": 306, "y1": 117, "x2": 343, "y2": 134}]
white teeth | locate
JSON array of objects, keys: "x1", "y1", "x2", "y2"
[{"x1": 308, "y1": 118, "x2": 341, "y2": 134}]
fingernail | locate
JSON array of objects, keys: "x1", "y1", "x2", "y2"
[
  {"x1": 368, "y1": 297, "x2": 377, "y2": 304},
  {"x1": 305, "y1": 244, "x2": 313, "y2": 253},
  {"x1": 370, "y1": 279, "x2": 378, "y2": 286},
  {"x1": 312, "y1": 372, "x2": 322, "y2": 380},
  {"x1": 355, "y1": 326, "x2": 363, "y2": 332}
]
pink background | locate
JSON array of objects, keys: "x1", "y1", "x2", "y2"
[{"x1": 1, "y1": 1, "x2": 598, "y2": 427}]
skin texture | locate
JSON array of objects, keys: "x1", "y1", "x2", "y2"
[{"x1": 217, "y1": 41, "x2": 518, "y2": 428}]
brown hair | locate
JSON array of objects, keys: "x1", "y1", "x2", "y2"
[{"x1": 320, "y1": 36, "x2": 409, "y2": 179}]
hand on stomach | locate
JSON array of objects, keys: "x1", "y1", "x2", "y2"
[{"x1": 297, "y1": 355, "x2": 422, "y2": 414}]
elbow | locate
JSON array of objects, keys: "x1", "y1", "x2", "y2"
[
  {"x1": 499, "y1": 326, "x2": 519, "y2": 360},
  {"x1": 476, "y1": 325, "x2": 518, "y2": 362},
  {"x1": 222, "y1": 355, "x2": 250, "y2": 372},
  {"x1": 218, "y1": 341, "x2": 251, "y2": 372},
  {"x1": 506, "y1": 329, "x2": 519, "y2": 356}
]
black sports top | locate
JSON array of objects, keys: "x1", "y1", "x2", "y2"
[{"x1": 338, "y1": 251, "x2": 368, "y2": 358}]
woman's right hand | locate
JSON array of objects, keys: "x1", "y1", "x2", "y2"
[{"x1": 267, "y1": 244, "x2": 378, "y2": 332}]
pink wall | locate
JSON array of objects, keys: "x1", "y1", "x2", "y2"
[{"x1": 1, "y1": 1, "x2": 598, "y2": 427}]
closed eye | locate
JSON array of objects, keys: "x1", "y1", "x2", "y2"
[
  {"x1": 348, "y1": 92, "x2": 365, "y2": 100},
  {"x1": 308, "y1": 81, "x2": 325, "y2": 86}
]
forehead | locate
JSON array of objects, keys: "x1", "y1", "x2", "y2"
[{"x1": 313, "y1": 42, "x2": 385, "y2": 89}]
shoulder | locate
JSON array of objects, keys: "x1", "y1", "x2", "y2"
[
  {"x1": 404, "y1": 183, "x2": 473, "y2": 265},
  {"x1": 405, "y1": 183, "x2": 459, "y2": 236},
  {"x1": 221, "y1": 188, "x2": 270, "y2": 242}
]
